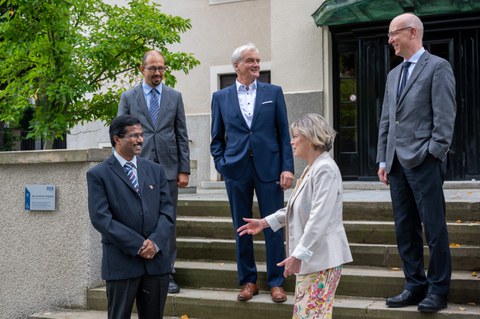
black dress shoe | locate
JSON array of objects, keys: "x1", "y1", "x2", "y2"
[
  {"x1": 418, "y1": 294, "x2": 447, "y2": 313},
  {"x1": 168, "y1": 275, "x2": 180, "y2": 294},
  {"x1": 386, "y1": 290, "x2": 425, "y2": 308}
]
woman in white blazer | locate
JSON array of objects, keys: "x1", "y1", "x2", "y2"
[{"x1": 238, "y1": 113, "x2": 352, "y2": 318}]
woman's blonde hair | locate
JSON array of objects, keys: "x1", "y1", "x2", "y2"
[{"x1": 290, "y1": 113, "x2": 336, "y2": 152}]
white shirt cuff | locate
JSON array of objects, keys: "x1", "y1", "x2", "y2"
[{"x1": 291, "y1": 244, "x2": 313, "y2": 263}]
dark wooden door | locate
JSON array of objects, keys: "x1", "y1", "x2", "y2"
[{"x1": 332, "y1": 14, "x2": 480, "y2": 180}]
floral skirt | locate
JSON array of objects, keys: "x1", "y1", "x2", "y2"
[{"x1": 292, "y1": 266, "x2": 343, "y2": 319}]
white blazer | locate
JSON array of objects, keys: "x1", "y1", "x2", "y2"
[{"x1": 266, "y1": 152, "x2": 353, "y2": 275}]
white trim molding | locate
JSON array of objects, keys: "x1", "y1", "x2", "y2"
[{"x1": 209, "y1": 0, "x2": 253, "y2": 5}]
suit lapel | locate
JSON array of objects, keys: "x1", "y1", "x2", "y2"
[
  {"x1": 158, "y1": 85, "x2": 171, "y2": 125},
  {"x1": 135, "y1": 84, "x2": 155, "y2": 129},
  {"x1": 108, "y1": 155, "x2": 140, "y2": 196},
  {"x1": 136, "y1": 158, "x2": 147, "y2": 196},
  {"x1": 397, "y1": 51, "x2": 429, "y2": 105},
  {"x1": 287, "y1": 153, "x2": 327, "y2": 210},
  {"x1": 228, "y1": 84, "x2": 250, "y2": 130},
  {"x1": 251, "y1": 81, "x2": 265, "y2": 128}
]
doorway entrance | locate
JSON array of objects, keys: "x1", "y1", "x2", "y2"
[{"x1": 332, "y1": 13, "x2": 480, "y2": 180}]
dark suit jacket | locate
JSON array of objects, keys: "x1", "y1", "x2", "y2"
[
  {"x1": 210, "y1": 81, "x2": 294, "y2": 181},
  {"x1": 377, "y1": 51, "x2": 456, "y2": 173},
  {"x1": 87, "y1": 155, "x2": 175, "y2": 280},
  {"x1": 118, "y1": 83, "x2": 190, "y2": 181}
]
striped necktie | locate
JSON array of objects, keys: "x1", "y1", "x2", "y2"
[
  {"x1": 149, "y1": 89, "x2": 160, "y2": 125},
  {"x1": 124, "y1": 162, "x2": 139, "y2": 193}
]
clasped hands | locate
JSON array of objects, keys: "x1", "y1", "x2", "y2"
[
  {"x1": 237, "y1": 217, "x2": 301, "y2": 277},
  {"x1": 139, "y1": 239, "x2": 157, "y2": 259}
]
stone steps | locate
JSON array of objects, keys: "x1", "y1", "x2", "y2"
[
  {"x1": 42, "y1": 287, "x2": 480, "y2": 319},
  {"x1": 30, "y1": 187, "x2": 480, "y2": 318},
  {"x1": 177, "y1": 199, "x2": 480, "y2": 221},
  {"x1": 176, "y1": 216, "x2": 480, "y2": 246},
  {"x1": 169, "y1": 261, "x2": 479, "y2": 304},
  {"x1": 177, "y1": 238, "x2": 480, "y2": 271}
]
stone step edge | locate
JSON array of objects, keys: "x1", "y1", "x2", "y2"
[
  {"x1": 177, "y1": 237, "x2": 480, "y2": 248},
  {"x1": 177, "y1": 216, "x2": 480, "y2": 226},
  {"x1": 84, "y1": 287, "x2": 480, "y2": 316},
  {"x1": 172, "y1": 260, "x2": 479, "y2": 280},
  {"x1": 200, "y1": 180, "x2": 480, "y2": 190},
  {"x1": 29, "y1": 310, "x2": 186, "y2": 319}
]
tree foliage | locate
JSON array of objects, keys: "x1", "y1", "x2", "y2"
[{"x1": 0, "y1": 0, "x2": 199, "y2": 147}]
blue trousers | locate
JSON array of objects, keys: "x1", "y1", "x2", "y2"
[{"x1": 224, "y1": 157, "x2": 285, "y2": 288}]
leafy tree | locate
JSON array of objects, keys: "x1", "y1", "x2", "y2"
[{"x1": 0, "y1": 0, "x2": 199, "y2": 149}]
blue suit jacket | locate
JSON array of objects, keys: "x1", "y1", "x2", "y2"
[
  {"x1": 210, "y1": 81, "x2": 294, "y2": 181},
  {"x1": 87, "y1": 155, "x2": 174, "y2": 280}
]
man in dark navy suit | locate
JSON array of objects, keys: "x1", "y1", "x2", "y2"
[
  {"x1": 87, "y1": 115, "x2": 174, "y2": 319},
  {"x1": 210, "y1": 43, "x2": 294, "y2": 303}
]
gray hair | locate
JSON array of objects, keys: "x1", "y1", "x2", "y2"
[
  {"x1": 231, "y1": 43, "x2": 259, "y2": 66},
  {"x1": 290, "y1": 113, "x2": 337, "y2": 152}
]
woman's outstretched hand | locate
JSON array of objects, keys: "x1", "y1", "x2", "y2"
[
  {"x1": 277, "y1": 256, "x2": 301, "y2": 277},
  {"x1": 237, "y1": 217, "x2": 268, "y2": 236}
]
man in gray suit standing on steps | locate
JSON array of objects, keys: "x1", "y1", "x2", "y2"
[
  {"x1": 377, "y1": 13, "x2": 456, "y2": 313},
  {"x1": 118, "y1": 50, "x2": 190, "y2": 293}
]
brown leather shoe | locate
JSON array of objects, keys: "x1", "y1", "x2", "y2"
[
  {"x1": 271, "y1": 286, "x2": 287, "y2": 303},
  {"x1": 237, "y1": 283, "x2": 259, "y2": 301}
]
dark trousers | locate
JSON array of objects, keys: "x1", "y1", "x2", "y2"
[
  {"x1": 106, "y1": 274, "x2": 169, "y2": 319},
  {"x1": 167, "y1": 179, "x2": 178, "y2": 274},
  {"x1": 224, "y1": 158, "x2": 285, "y2": 288},
  {"x1": 389, "y1": 154, "x2": 451, "y2": 296}
]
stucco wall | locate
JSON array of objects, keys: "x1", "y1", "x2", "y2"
[
  {"x1": 69, "y1": 0, "x2": 330, "y2": 187},
  {"x1": 0, "y1": 149, "x2": 109, "y2": 319}
]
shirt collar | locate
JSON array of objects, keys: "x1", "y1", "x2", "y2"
[
  {"x1": 113, "y1": 150, "x2": 138, "y2": 168},
  {"x1": 142, "y1": 81, "x2": 163, "y2": 95},
  {"x1": 236, "y1": 79, "x2": 257, "y2": 93},
  {"x1": 405, "y1": 47, "x2": 425, "y2": 64}
]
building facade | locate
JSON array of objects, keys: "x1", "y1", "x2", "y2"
[{"x1": 68, "y1": 0, "x2": 480, "y2": 186}]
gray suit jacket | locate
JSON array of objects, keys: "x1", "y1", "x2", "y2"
[
  {"x1": 87, "y1": 155, "x2": 175, "y2": 280},
  {"x1": 376, "y1": 51, "x2": 456, "y2": 173},
  {"x1": 118, "y1": 83, "x2": 190, "y2": 181}
]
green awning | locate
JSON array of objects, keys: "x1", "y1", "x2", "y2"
[{"x1": 312, "y1": 0, "x2": 480, "y2": 27}]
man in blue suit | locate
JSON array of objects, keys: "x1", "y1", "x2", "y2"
[
  {"x1": 87, "y1": 115, "x2": 174, "y2": 319},
  {"x1": 210, "y1": 43, "x2": 294, "y2": 303}
]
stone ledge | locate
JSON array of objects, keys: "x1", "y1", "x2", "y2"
[{"x1": 0, "y1": 148, "x2": 111, "y2": 165}]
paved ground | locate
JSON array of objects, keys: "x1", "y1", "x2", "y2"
[{"x1": 180, "y1": 181, "x2": 480, "y2": 203}]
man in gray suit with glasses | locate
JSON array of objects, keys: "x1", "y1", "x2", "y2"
[
  {"x1": 377, "y1": 13, "x2": 456, "y2": 313},
  {"x1": 117, "y1": 50, "x2": 189, "y2": 293}
]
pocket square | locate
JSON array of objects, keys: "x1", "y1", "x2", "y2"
[{"x1": 262, "y1": 100, "x2": 273, "y2": 104}]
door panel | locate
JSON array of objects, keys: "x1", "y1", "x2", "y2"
[{"x1": 332, "y1": 16, "x2": 480, "y2": 180}]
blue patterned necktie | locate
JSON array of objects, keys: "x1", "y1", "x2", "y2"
[
  {"x1": 397, "y1": 61, "x2": 412, "y2": 101},
  {"x1": 124, "y1": 162, "x2": 139, "y2": 193},
  {"x1": 149, "y1": 89, "x2": 160, "y2": 125}
]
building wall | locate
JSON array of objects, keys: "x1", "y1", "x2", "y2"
[
  {"x1": 68, "y1": 0, "x2": 329, "y2": 186},
  {"x1": 0, "y1": 149, "x2": 108, "y2": 319}
]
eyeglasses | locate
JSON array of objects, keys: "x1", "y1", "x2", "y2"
[
  {"x1": 388, "y1": 27, "x2": 412, "y2": 38},
  {"x1": 143, "y1": 66, "x2": 166, "y2": 72},
  {"x1": 121, "y1": 133, "x2": 144, "y2": 139}
]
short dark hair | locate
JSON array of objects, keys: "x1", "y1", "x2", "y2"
[{"x1": 109, "y1": 115, "x2": 141, "y2": 147}]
